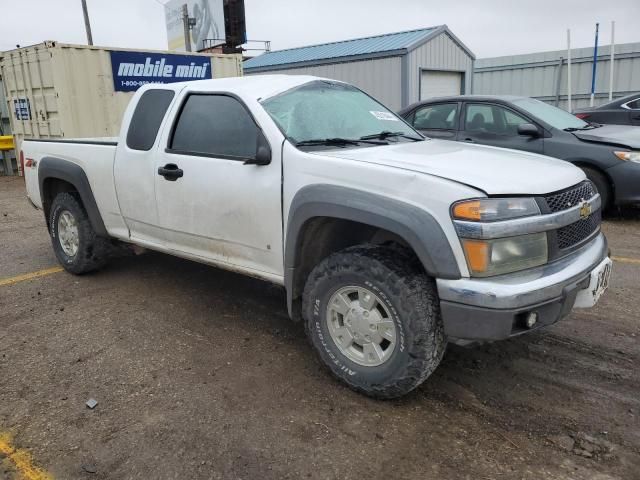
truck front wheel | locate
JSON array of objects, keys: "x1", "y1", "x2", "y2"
[
  {"x1": 49, "y1": 192, "x2": 109, "y2": 274},
  {"x1": 302, "y1": 244, "x2": 446, "y2": 399}
]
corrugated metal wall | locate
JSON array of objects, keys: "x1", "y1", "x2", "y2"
[
  {"x1": 406, "y1": 32, "x2": 474, "y2": 105},
  {"x1": 0, "y1": 78, "x2": 10, "y2": 135},
  {"x1": 0, "y1": 77, "x2": 15, "y2": 175},
  {"x1": 473, "y1": 42, "x2": 640, "y2": 111},
  {"x1": 246, "y1": 56, "x2": 404, "y2": 111}
]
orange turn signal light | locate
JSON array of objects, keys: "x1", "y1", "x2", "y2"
[
  {"x1": 453, "y1": 200, "x2": 482, "y2": 221},
  {"x1": 461, "y1": 239, "x2": 489, "y2": 273}
]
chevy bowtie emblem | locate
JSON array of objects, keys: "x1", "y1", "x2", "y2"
[{"x1": 579, "y1": 200, "x2": 592, "y2": 219}]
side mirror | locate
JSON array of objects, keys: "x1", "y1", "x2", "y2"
[
  {"x1": 517, "y1": 123, "x2": 540, "y2": 137},
  {"x1": 244, "y1": 133, "x2": 272, "y2": 166}
]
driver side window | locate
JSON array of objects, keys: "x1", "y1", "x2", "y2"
[
  {"x1": 170, "y1": 94, "x2": 259, "y2": 160},
  {"x1": 465, "y1": 104, "x2": 495, "y2": 133},
  {"x1": 465, "y1": 104, "x2": 529, "y2": 136}
]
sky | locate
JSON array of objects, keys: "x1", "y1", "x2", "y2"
[{"x1": 0, "y1": 0, "x2": 638, "y2": 58}]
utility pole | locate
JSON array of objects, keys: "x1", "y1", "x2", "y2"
[
  {"x1": 182, "y1": 4, "x2": 192, "y2": 52},
  {"x1": 609, "y1": 21, "x2": 615, "y2": 101},
  {"x1": 590, "y1": 23, "x2": 599, "y2": 107},
  {"x1": 567, "y1": 29, "x2": 572, "y2": 112},
  {"x1": 81, "y1": 0, "x2": 93, "y2": 45}
]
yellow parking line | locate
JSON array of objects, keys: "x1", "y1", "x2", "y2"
[
  {"x1": 0, "y1": 266, "x2": 64, "y2": 287},
  {"x1": 0, "y1": 432, "x2": 53, "y2": 480},
  {"x1": 612, "y1": 256, "x2": 640, "y2": 266}
]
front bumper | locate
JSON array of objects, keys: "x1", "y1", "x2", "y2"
[{"x1": 436, "y1": 233, "x2": 608, "y2": 342}]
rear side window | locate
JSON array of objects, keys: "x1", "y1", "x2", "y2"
[
  {"x1": 412, "y1": 103, "x2": 458, "y2": 130},
  {"x1": 126, "y1": 89, "x2": 175, "y2": 151},
  {"x1": 169, "y1": 94, "x2": 258, "y2": 159}
]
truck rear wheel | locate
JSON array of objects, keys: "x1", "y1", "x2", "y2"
[
  {"x1": 49, "y1": 192, "x2": 109, "y2": 274},
  {"x1": 302, "y1": 244, "x2": 446, "y2": 399}
]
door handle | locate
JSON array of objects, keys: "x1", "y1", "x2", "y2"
[
  {"x1": 158, "y1": 163, "x2": 183, "y2": 181},
  {"x1": 463, "y1": 138, "x2": 475, "y2": 143}
]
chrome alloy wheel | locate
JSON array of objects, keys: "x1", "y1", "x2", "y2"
[
  {"x1": 57, "y1": 210, "x2": 79, "y2": 257},
  {"x1": 326, "y1": 286, "x2": 397, "y2": 367}
]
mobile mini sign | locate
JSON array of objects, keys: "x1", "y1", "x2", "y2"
[{"x1": 109, "y1": 51, "x2": 213, "y2": 92}]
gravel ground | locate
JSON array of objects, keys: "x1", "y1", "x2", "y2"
[{"x1": 1, "y1": 176, "x2": 639, "y2": 480}]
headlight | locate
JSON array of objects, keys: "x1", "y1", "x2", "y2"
[
  {"x1": 614, "y1": 151, "x2": 640, "y2": 163},
  {"x1": 461, "y1": 233, "x2": 548, "y2": 277},
  {"x1": 452, "y1": 198, "x2": 540, "y2": 222}
]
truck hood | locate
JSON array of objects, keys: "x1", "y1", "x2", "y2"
[
  {"x1": 319, "y1": 139, "x2": 584, "y2": 195},
  {"x1": 572, "y1": 124, "x2": 640, "y2": 149}
]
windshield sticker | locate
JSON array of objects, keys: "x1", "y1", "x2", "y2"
[{"x1": 369, "y1": 111, "x2": 399, "y2": 121}]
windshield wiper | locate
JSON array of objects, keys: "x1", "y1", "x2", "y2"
[
  {"x1": 360, "y1": 130, "x2": 423, "y2": 141},
  {"x1": 564, "y1": 124, "x2": 602, "y2": 132},
  {"x1": 295, "y1": 137, "x2": 387, "y2": 147}
]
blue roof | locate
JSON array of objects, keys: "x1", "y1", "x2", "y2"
[{"x1": 244, "y1": 26, "x2": 443, "y2": 70}]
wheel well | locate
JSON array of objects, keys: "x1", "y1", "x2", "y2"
[
  {"x1": 572, "y1": 162, "x2": 614, "y2": 195},
  {"x1": 42, "y1": 178, "x2": 78, "y2": 230},
  {"x1": 289, "y1": 217, "x2": 419, "y2": 319}
]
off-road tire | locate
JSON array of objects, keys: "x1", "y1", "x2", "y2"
[
  {"x1": 582, "y1": 167, "x2": 611, "y2": 212},
  {"x1": 49, "y1": 192, "x2": 110, "y2": 274},
  {"x1": 302, "y1": 244, "x2": 446, "y2": 399}
]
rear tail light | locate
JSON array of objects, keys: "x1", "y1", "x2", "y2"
[
  {"x1": 575, "y1": 113, "x2": 590, "y2": 120},
  {"x1": 19, "y1": 150, "x2": 25, "y2": 177}
]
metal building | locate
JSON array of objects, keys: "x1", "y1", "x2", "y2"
[
  {"x1": 243, "y1": 25, "x2": 475, "y2": 111},
  {"x1": 473, "y1": 42, "x2": 640, "y2": 111}
]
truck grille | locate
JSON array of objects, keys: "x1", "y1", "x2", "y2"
[
  {"x1": 544, "y1": 181, "x2": 595, "y2": 213},
  {"x1": 556, "y1": 209, "x2": 601, "y2": 249},
  {"x1": 543, "y1": 181, "x2": 600, "y2": 253}
]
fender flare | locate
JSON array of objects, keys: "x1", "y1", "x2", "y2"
[
  {"x1": 284, "y1": 184, "x2": 461, "y2": 315},
  {"x1": 38, "y1": 157, "x2": 108, "y2": 237}
]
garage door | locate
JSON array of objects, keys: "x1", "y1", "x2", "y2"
[{"x1": 420, "y1": 70, "x2": 463, "y2": 100}]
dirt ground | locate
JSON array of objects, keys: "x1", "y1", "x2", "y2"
[{"x1": 0, "y1": 175, "x2": 638, "y2": 480}]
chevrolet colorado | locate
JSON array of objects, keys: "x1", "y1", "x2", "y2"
[{"x1": 21, "y1": 75, "x2": 612, "y2": 398}]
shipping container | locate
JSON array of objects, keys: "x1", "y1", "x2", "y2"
[
  {"x1": 0, "y1": 76, "x2": 16, "y2": 175},
  {"x1": 0, "y1": 41, "x2": 243, "y2": 173}
]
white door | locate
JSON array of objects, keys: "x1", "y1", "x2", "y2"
[
  {"x1": 153, "y1": 92, "x2": 284, "y2": 279},
  {"x1": 420, "y1": 70, "x2": 463, "y2": 100},
  {"x1": 114, "y1": 88, "x2": 177, "y2": 247}
]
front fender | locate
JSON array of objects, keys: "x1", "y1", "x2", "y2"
[{"x1": 284, "y1": 184, "x2": 461, "y2": 315}]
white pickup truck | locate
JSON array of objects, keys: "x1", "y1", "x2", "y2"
[{"x1": 22, "y1": 75, "x2": 612, "y2": 398}]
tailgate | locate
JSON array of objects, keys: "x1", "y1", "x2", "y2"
[{"x1": 22, "y1": 144, "x2": 41, "y2": 207}]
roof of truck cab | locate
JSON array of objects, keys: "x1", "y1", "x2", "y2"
[{"x1": 147, "y1": 75, "x2": 329, "y2": 101}]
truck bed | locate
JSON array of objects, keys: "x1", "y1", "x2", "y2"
[{"x1": 22, "y1": 138, "x2": 122, "y2": 233}]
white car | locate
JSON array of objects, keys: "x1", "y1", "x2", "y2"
[{"x1": 21, "y1": 75, "x2": 611, "y2": 398}]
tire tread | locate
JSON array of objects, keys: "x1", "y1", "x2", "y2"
[
  {"x1": 302, "y1": 244, "x2": 446, "y2": 399},
  {"x1": 50, "y1": 192, "x2": 110, "y2": 274}
]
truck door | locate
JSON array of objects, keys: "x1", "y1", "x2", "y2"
[
  {"x1": 153, "y1": 92, "x2": 284, "y2": 278},
  {"x1": 113, "y1": 88, "x2": 176, "y2": 247}
]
